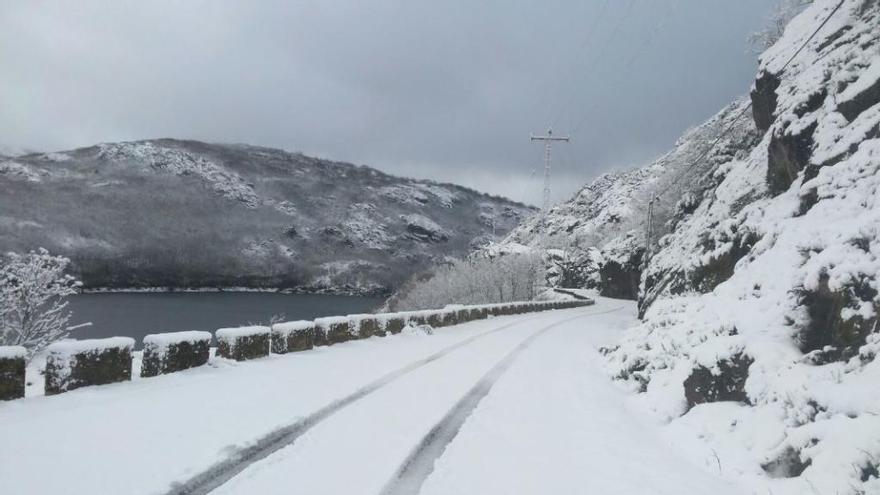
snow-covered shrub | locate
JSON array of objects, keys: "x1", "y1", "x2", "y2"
[
  {"x1": 391, "y1": 253, "x2": 543, "y2": 311},
  {"x1": 0, "y1": 248, "x2": 80, "y2": 359},
  {"x1": 270, "y1": 321, "x2": 314, "y2": 354},
  {"x1": 0, "y1": 345, "x2": 26, "y2": 400},
  {"x1": 141, "y1": 331, "x2": 211, "y2": 377},
  {"x1": 44, "y1": 337, "x2": 134, "y2": 395},
  {"x1": 215, "y1": 326, "x2": 270, "y2": 361}
]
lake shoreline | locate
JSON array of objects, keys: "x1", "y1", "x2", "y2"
[{"x1": 80, "y1": 286, "x2": 390, "y2": 297}]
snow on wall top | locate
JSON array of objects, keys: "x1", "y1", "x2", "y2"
[
  {"x1": 313, "y1": 316, "x2": 350, "y2": 327},
  {"x1": 47, "y1": 337, "x2": 135, "y2": 356},
  {"x1": 215, "y1": 326, "x2": 270, "y2": 339},
  {"x1": 271, "y1": 320, "x2": 314, "y2": 332},
  {"x1": 0, "y1": 346, "x2": 27, "y2": 359},
  {"x1": 143, "y1": 331, "x2": 212, "y2": 347}
]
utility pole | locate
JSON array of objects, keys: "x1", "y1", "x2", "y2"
[{"x1": 530, "y1": 128, "x2": 570, "y2": 211}]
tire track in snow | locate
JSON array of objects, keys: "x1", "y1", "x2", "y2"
[
  {"x1": 163, "y1": 311, "x2": 566, "y2": 495},
  {"x1": 379, "y1": 306, "x2": 625, "y2": 495}
]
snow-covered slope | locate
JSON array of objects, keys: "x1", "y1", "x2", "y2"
[
  {"x1": 493, "y1": 97, "x2": 759, "y2": 299},
  {"x1": 0, "y1": 139, "x2": 533, "y2": 293},
  {"x1": 494, "y1": 1, "x2": 880, "y2": 493},
  {"x1": 605, "y1": 1, "x2": 880, "y2": 494}
]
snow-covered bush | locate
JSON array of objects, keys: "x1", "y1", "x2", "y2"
[
  {"x1": 0, "y1": 248, "x2": 80, "y2": 358},
  {"x1": 392, "y1": 253, "x2": 543, "y2": 311}
]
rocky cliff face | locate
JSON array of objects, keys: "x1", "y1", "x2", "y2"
[
  {"x1": 0, "y1": 139, "x2": 533, "y2": 293},
  {"x1": 611, "y1": 2, "x2": 880, "y2": 493},
  {"x1": 498, "y1": 1, "x2": 880, "y2": 492}
]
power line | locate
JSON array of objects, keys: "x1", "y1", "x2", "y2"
[
  {"x1": 549, "y1": 0, "x2": 639, "y2": 130},
  {"x1": 568, "y1": 0, "x2": 678, "y2": 136},
  {"x1": 643, "y1": 0, "x2": 848, "y2": 260},
  {"x1": 540, "y1": 0, "x2": 612, "y2": 125}
]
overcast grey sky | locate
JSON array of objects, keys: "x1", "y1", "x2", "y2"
[{"x1": 1, "y1": 0, "x2": 777, "y2": 205}]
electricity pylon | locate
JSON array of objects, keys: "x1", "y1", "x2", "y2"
[{"x1": 530, "y1": 128, "x2": 570, "y2": 211}]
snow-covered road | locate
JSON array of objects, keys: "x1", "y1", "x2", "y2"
[{"x1": 0, "y1": 297, "x2": 746, "y2": 494}]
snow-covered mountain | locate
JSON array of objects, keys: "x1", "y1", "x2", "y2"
[
  {"x1": 494, "y1": 1, "x2": 880, "y2": 493},
  {"x1": 0, "y1": 139, "x2": 533, "y2": 293}
]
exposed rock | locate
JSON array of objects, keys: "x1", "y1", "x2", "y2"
[
  {"x1": 690, "y1": 231, "x2": 760, "y2": 293},
  {"x1": 767, "y1": 122, "x2": 817, "y2": 195},
  {"x1": 683, "y1": 352, "x2": 753, "y2": 412},
  {"x1": 751, "y1": 70, "x2": 781, "y2": 131},
  {"x1": 838, "y1": 66, "x2": 880, "y2": 121},
  {"x1": 796, "y1": 274, "x2": 879, "y2": 361},
  {"x1": 762, "y1": 446, "x2": 812, "y2": 478}
]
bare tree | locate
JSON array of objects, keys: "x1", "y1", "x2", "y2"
[
  {"x1": 393, "y1": 253, "x2": 544, "y2": 311},
  {"x1": 0, "y1": 249, "x2": 81, "y2": 358}
]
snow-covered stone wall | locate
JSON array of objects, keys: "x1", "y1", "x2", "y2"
[
  {"x1": 13, "y1": 299, "x2": 591, "y2": 399},
  {"x1": 141, "y1": 331, "x2": 212, "y2": 377},
  {"x1": 0, "y1": 346, "x2": 26, "y2": 401},
  {"x1": 44, "y1": 337, "x2": 135, "y2": 395},
  {"x1": 216, "y1": 326, "x2": 271, "y2": 362},
  {"x1": 270, "y1": 321, "x2": 315, "y2": 354}
]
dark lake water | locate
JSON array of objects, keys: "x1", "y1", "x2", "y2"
[{"x1": 65, "y1": 292, "x2": 384, "y2": 347}]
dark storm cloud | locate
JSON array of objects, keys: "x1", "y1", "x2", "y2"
[{"x1": 1, "y1": 0, "x2": 776, "y2": 205}]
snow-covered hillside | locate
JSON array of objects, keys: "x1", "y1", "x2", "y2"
[
  {"x1": 0, "y1": 140, "x2": 533, "y2": 293},
  {"x1": 493, "y1": 97, "x2": 760, "y2": 299},
  {"x1": 495, "y1": 1, "x2": 880, "y2": 493}
]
